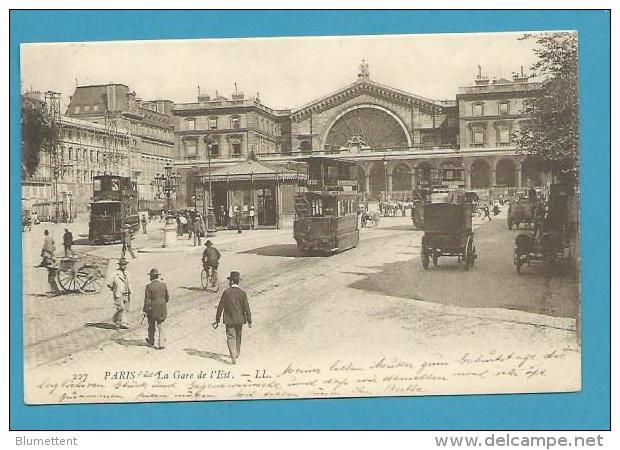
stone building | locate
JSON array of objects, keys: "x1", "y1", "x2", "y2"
[
  {"x1": 171, "y1": 61, "x2": 551, "y2": 215},
  {"x1": 56, "y1": 115, "x2": 131, "y2": 215},
  {"x1": 260, "y1": 61, "x2": 549, "y2": 200},
  {"x1": 456, "y1": 70, "x2": 550, "y2": 190},
  {"x1": 65, "y1": 84, "x2": 175, "y2": 204},
  {"x1": 172, "y1": 88, "x2": 291, "y2": 207}
]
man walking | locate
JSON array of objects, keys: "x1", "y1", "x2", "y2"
[
  {"x1": 121, "y1": 225, "x2": 137, "y2": 259},
  {"x1": 141, "y1": 215, "x2": 148, "y2": 235},
  {"x1": 143, "y1": 268, "x2": 169, "y2": 350},
  {"x1": 110, "y1": 258, "x2": 131, "y2": 329},
  {"x1": 213, "y1": 271, "x2": 252, "y2": 364},
  {"x1": 63, "y1": 228, "x2": 75, "y2": 257},
  {"x1": 482, "y1": 204, "x2": 493, "y2": 221},
  {"x1": 41, "y1": 229, "x2": 59, "y2": 293}
]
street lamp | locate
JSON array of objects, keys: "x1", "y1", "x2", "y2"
[
  {"x1": 203, "y1": 134, "x2": 217, "y2": 237},
  {"x1": 383, "y1": 159, "x2": 389, "y2": 201},
  {"x1": 153, "y1": 164, "x2": 181, "y2": 248}
]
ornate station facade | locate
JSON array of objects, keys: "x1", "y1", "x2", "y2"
[
  {"x1": 263, "y1": 61, "x2": 549, "y2": 200},
  {"x1": 172, "y1": 61, "x2": 550, "y2": 211}
]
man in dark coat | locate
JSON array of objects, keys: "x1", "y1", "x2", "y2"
[
  {"x1": 63, "y1": 228, "x2": 75, "y2": 257},
  {"x1": 143, "y1": 268, "x2": 169, "y2": 349},
  {"x1": 213, "y1": 271, "x2": 252, "y2": 364}
]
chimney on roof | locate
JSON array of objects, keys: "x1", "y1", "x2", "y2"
[
  {"x1": 474, "y1": 65, "x2": 489, "y2": 85},
  {"x1": 231, "y1": 82, "x2": 244, "y2": 100},
  {"x1": 512, "y1": 65, "x2": 529, "y2": 82}
]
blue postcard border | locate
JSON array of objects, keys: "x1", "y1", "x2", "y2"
[{"x1": 9, "y1": 10, "x2": 611, "y2": 430}]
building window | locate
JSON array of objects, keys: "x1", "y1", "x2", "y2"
[
  {"x1": 84, "y1": 105, "x2": 91, "y2": 112},
  {"x1": 210, "y1": 142, "x2": 219, "y2": 158},
  {"x1": 472, "y1": 130, "x2": 485, "y2": 145},
  {"x1": 231, "y1": 116, "x2": 240, "y2": 129},
  {"x1": 232, "y1": 142, "x2": 242, "y2": 158},
  {"x1": 498, "y1": 127, "x2": 511, "y2": 145},
  {"x1": 209, "y1": 117, "x2": 218, "y2": 129},
  {"x1": 499, "y1": 102, "x2": 510, "y2": 115},
  {"x1": 74, "y1": 106, "x2": 81, "y2": 114},
  {"x1": 184, "y1": 140, "x2": 197, "y2": 158},
  {"x1": 472, "y1": 103, "x2": 484, "y2": 117},
  {"x1": 300, "y1": 140, "x2": 312, "y2": 152},
  {"x1": 93, "y1": 104, "x2": 100, "y2": 112},
  {"x1": 186, "y1": 118, "x2": 196, "y2": 131}
]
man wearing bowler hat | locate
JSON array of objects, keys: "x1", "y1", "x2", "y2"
[
  {"x1": 213, "y1": 271, "x2": 252, "y2": 364},
  {"x1": 143, "y1": 268, "x2": 169, "y2": 350}
]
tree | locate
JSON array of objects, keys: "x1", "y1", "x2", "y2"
[
  {"x1": 513, "y1": 32, "x2": 578, "y2": 188},
  {"x1": 21, "y1": 97, "x2": 51, "y2": 178}
]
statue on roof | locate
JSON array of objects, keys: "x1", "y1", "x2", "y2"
[{"x1": 358, "y1": 59, "x2": 370, "y2": 80}]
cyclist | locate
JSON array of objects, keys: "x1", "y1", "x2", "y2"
[{"x1": 202, "y1": 240, "x2": 221, "y2": 288}]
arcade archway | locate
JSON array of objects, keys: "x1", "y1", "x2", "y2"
[
  {"x1": 470, "y1": 159, "x2": 491, "y2": 189},
  {"x1": 496, "y1": 158, "x2": 517, "y2": 187}
]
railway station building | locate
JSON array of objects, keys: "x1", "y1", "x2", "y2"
[{"x1": 172, "y1": 61, "x2": 551, "y2": 210}]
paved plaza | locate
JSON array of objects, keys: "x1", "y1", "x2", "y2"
[{"x1": 21, "y1": 208, "x2": 579, "y2": 375}]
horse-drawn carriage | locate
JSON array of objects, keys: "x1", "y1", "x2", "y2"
[
  {"x1": 421, "y1": 202, "x2": 477, "y2": 270},
  {"x1": 48, "y1": 252, "x2": 110, "y2": 294},
  {"x1": 513, "y1": 184, "x2": 571, "y2": 274}
]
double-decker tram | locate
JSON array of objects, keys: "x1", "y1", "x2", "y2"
[
  {"x1": 293, "y1": 157, "x2": 360, "y2": 255},
  {"x1": 88, "y1": 175, "x2": 140, "y2": 244}
]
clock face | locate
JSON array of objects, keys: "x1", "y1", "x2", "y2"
[{"x1": 349, "y1": 144, "x2": 361, "y2": 154}]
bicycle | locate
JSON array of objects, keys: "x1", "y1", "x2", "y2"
[{"x1": 201, "y1": 265, "x2": 220, "y2": 292}]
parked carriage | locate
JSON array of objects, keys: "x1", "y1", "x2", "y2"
[
  {"x1": 420, "y1": 202, "x2": 477, "y2": 270},
  {"x1": 50, "y1": 252, "x2": 110, "y2": 294},
  {"x1": 513, "y1": 184, "x2": 571, "y2": 274}
]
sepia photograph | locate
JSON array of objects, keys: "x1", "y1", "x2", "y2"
[{"x1": 19, "y1": 31, "x2": 581, "y2": 405}]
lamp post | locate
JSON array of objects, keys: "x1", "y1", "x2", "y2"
[
  {"x1": 383, "y1": 159, "x2": 388, "y2": 201},
  {"x1": 153, "y1": 164, "x2": 181, "y2": 248},
  {"x1": 203, "y1": 134, "x2": 216, "y2": 237}
]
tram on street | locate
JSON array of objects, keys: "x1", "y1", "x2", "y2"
[
  {"x1": 88, "y1": 175, "x2": 140, "y2": 244},
  {"x1": 411, "y1": 168, "x2": 465, "y2": 229},
  {"x1": 293, "y1": 157, "x2": 360, "y2": 255}
]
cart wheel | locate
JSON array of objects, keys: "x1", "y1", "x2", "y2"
[
  {"x1": 57, "y1": 270, "x2": 79, "y2": 293},
  {"x1": 76, "y1": 265, "x2": 102, "y2": 294},
  {"x1": 464, "y1": 235, "x2": 474, "y2": 271}
]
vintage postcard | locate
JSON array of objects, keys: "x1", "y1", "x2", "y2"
[{"x1": 20, "y1": 31, "x2": 580, "y2": 404}]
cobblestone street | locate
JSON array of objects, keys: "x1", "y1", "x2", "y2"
[{"x1": 22, "y1": 208, "x2": 579, "y2": 379}]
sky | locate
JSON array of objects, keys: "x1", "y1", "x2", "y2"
[{"x1": 20, "y1": 32, "x2": 540, "y2": 111}]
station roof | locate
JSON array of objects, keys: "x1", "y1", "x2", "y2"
[{"x1": 201, "y1": 159, "x2": 308, "y2": 183}]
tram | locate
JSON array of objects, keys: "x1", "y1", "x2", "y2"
[
  {"x1": 88, "y1": 175, "x2": 140, "y2": 244},
  {"x1": 293, "y1": 157, "x2": 360, "y2": 255},
  {"x1": 411, "y1": 168, "x2": 465, "y2": 229}
]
